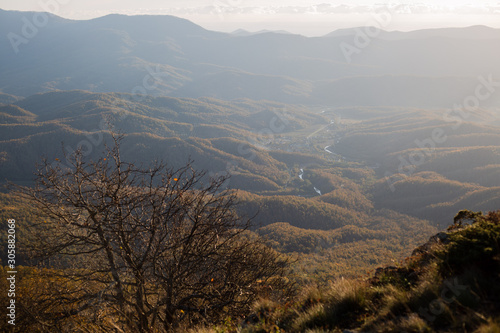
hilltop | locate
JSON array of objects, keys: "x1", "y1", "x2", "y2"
[{"x1": 194, "y1": 209, "x2": 500, "y2": 332}]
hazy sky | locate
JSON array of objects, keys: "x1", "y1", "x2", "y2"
[{"x1": 1, "y1": 0, "x2": 499, "y2": 36}]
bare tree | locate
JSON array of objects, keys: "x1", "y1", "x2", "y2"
[{"x1": 15, "y1": 135, "x2": 290, "y2": 332}]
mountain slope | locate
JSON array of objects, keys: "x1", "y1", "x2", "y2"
[
  {"x1": 215, "y1": 209, "x2": 500, "y2": 333},
  {"x1": 1, "y1": 10, "x2": 500, "y2": 106}
]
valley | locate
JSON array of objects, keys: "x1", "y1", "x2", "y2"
[
  {"x1": 3, "y1": 90, "x2": 500, "y2": 282},
  {"x1": 1, "y1": 8, "x2": 500, "y2": 331}
]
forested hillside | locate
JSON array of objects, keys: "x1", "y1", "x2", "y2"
[
  {"x1": 188, "y1": 210, "x2": 500, "y2": 332},
  {"x1": 3, "y1": 89, "x2": 500, "y2": 280},
  {"x1": 1, "y1": 8, "x2": 500, "y2": 331}
]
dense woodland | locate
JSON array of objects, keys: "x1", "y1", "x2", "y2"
[
  {"x1": 2, "y1": 89, "x2": 500, "y2": 279},
  {"x1": 2, "y1": 89, "x2": 500, "y2": 290},
  {"x1": 1, "y1": 8, "x2": 500, "y2": 332},
  {"x1": 2, "y1": 88, "x2": 500, "y2": 331}
]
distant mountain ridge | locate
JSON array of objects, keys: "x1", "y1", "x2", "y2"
[
  {"x1": 231, "y1": 29, "x2": 294, "y2": 36},
  {"x1": 1, "y1": 9, "x2": 499, "y2": 106},
  {"x1": 324, "y1": 25, "x2": 500, "y2": 40}
]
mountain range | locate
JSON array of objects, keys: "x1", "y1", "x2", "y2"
[{"x1": 1, "y1": 9, "x2": 500, "y2": 107}]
